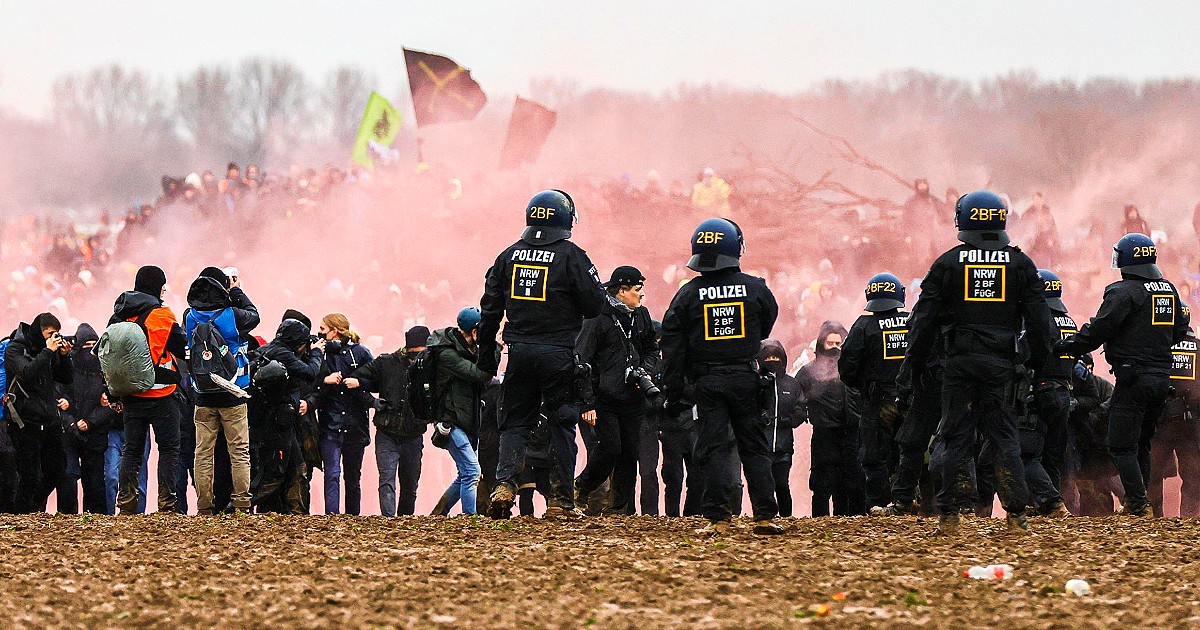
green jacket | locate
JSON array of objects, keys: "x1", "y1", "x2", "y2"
[{"x1": 428, "y1": 327, "x2": 494, "y2": 438}]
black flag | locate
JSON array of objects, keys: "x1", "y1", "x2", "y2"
[
  {"x1": 403, "y1": 48, "x2": 487, "y2": 127},
  {"x1": 499, "y1": 97, "x2": 557, "y2": 170}
]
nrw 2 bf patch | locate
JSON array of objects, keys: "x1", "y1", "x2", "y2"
[
  {"x1": 882, "y1": 329, "x2": 908, "y2": 360},
  {"x1": 964, "y1": 265, "x2": 1006, "y2": 302},
  {"x1": 704, "y1": 302, "x2": 745, "y2": 340},
  {"x1": 1172, "y1": 339, "x2": 1196, "y2": 380},
  {"x1": 511, "y1": 264, "x2": 548, "y2": 301},
  {"x1": 1152, "y1": 294, "x2": 1176, "y2": 326}
]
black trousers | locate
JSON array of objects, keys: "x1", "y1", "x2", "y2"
[
  {"x1": 1107, "y1": 373, "x2": 1170, "y2": 512},
  {"x1": 693, "y1": 370, "x2": 777, "y2": 522},
  {"x1": 892, "y1": 368, "x2": 942, "y2": 505},
  {"x1": 1149, "y1": 404, "x2": 1200, "y2": 517},
  {"x1": 810, "y1": 425, "x2": 865, "y2": 516},
  {"x1": 930, "y1": 356, "x2": 1028, "y2": 516},
  {"x1": 12, "y1": 421, "x2": 65, "y2": 514},
  {"x1": 118, "y1": 395, "x2": 181, "y2": 514},
  {"x1": 496, "y1": 343, "x2": 578, "y2": 508},
  {"x1": 576, "y1": 398, "x2": 645, "y2": 513},
  {"x1": 58, "y1": 444, "x2": 107, "y2": 514},
  {"x1": 660, "y1": 422, "x2": 701, "y2": 517},
  {"x1": 772, "y1": 451, "x2": 794, "y2": 517},
  {"x1": 859, "y1": 385, "x2": 898, "y2": 509},
  {"x1": 637, "y1": 412, "x2": 660, "y2": 515}
]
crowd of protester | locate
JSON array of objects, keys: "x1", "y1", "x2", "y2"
[{"x1": 2, "y1": 158, "x2": 1200, "y2": 517}]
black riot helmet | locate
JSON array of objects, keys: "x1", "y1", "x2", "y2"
[
  {"x1": 954, "y1": 190, "x2": 1010, "y2": 250},
  {"x1": 687, "y1": 218, "x2": 744, "y2": 273},
  {"x1": 1037, "y1": 269, "x2": 1067, "y2": 313},
  {"x1": 864, "y1": 272, "x2": 906, "y2": 312},
  {"x1": 1112, "y1": 233, "x2": 1162, "y2": 280},
  {"x1": 521, "y1": 189, "x2": 577, "y2": 246}
]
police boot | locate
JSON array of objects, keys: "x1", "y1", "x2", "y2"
[
  {"x1": 870, "y1": 500, "x2": 918, "y2": 517},
  {"x1": 933, "y1": 513, "x2": 960, "y2": 537},
  {"x1": 697, "y1": 519, "x2": 732, "y2": 538},
  {"x1": 1005, "y1": 512, "x2": 1031, "y2": 534},
  {"x1": 752, "y1": 519, "x2": 785, "y2": 536},
  {"x1": 488, "y1": 484, "x2": 515, "y2": 520}
]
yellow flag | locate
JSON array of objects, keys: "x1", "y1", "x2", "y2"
[{"x1": 352, "y1": 92, "x2": 401, "y2": 168}]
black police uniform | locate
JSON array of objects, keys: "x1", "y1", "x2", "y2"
[
  {"x1": 902, "y1": 244, "x2": 1053, "y2": 518},
  {"x1": 1060, "y1": 276, "x2": 1191, "y2": 513},
  {"x1": 1020, "y1": 307, "x2": 1078, "y2": 512},
  {"x1": 1149, "y1": 330, "x2": 1200, "y2": 516},
  {"x1": 478, "y1": 236, "x2": 606, "y2": 511},
  {"x1": 661, "y1": 270, "x2": 779, "y2": 523},
  {"x1": 840, "y1": 308, "x2": 909, "y2": 509}
]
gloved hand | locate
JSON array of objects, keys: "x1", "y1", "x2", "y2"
[{"x1": 1073, "y1": 360, "x2": 1089, "y2": 381}]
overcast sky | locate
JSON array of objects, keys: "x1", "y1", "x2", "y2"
[{"x1": 2, "y1": 0, "x2": 1197, "y2": 117}]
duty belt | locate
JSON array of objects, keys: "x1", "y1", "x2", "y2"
[{"x1": 692, "y1": 361, "x2": 758, "y2": 376}]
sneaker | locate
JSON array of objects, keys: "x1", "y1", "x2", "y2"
[
  {"x1": 932, "y1": 513, "x2": 960, "y2": 537},
  {"x1": 1005, "y1": 512, "x2": 1031, "y2": 534},
  {"x1": 1042, "y1": 501, "x2": 1072, "y2": 519},
  {"x1": 697, "y1": 520, "x2": 732, "y2": 538},
  {"x1": 752, "y1": 519, "x2": 785, "y2": 536},
  {"x1": 870, "y1": 501, "x2": 918, "y2": 517},
  {"x1": 488, "y1": 485, "x2": 515, "y2": 520},
  {"x1": 1116, "y1": 503, "x2": 1152, "y2": 517}
]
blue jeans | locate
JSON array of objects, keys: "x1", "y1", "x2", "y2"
[
  {"x1": 375, "y1": 432, "x2": 423, "y2": 516},
  {"x1": 439, "y1": 427, "x2": 480, "y2": 515},
  {"x1": 320, "y1": 432, "x2": 365, "y2": 515},
  {"x1": 106, "y1": 430, "x2": 149, "y2": 515}
]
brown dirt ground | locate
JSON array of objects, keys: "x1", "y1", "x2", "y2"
[{"x1": 1, "y1": 514, "x2": 1199, "y2": 629}]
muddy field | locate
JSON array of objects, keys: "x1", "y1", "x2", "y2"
[{"x1": 1, "y1": 514, "x2": 1198, "y2": 628}]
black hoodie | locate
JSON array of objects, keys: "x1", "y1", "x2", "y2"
[
  {"x1": 797, "y1": 322, "x2": 858, "y2": 429},
  {"x1": 62, "y1": 323, "x2": 114, "y2": 450},
  {"x1": 5, "y1": 322, "x2": 73, "y2": 426},
  {"x1": 108, "y1": 290, "x2": 187, "y2": 359}
]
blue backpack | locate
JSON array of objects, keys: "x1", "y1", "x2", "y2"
[{"x1": 0, "y1": 337, "x2": 11, "y2": 420}]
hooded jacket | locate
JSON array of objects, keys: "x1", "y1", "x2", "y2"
[
  {"x1": 759, "y1": 339, "x2": 805, "y2": 454},
  {"x1": 575, "y1": 295, "x2": 660, "y2": 407},
  {"x1": 5, "y1": 322, "x2": 74, "y2": 426},
  {"x1": 62, "y1": 324, "x2": 113, "y2": 450},
  {"x1": 184, "y1": 275, "x2": 261, "y2": 408},
  {"x1": 109, "y1": 290, "x2": 186, "y2": 398},
  {"x1": 251, "y1": 319, "x2": 322, "y2": 438},
  {"x1": 428, "y1": 327, "x2": 495, "y2": 438},
  {"x1": 796, "y1": 322, "x2": 859, "y2": 429}
]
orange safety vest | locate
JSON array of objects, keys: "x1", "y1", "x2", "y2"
[{"x1": 129, "y1": 306, "x2": 179, "y2": 398}]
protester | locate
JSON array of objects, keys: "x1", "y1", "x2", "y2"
[
  {"x1": 345, "y1": 325, "x2": 430, "y2": 517},
  {"x1": 57, "y1": 323, "x2": 110, "y2": 514},
  {"x1": 312, "y1": 312, "x2": 373, "y2": 515}
]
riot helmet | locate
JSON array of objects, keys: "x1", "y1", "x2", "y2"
[
  {"x1": 521, "y1": 189, "x2": 577, "y2": 246},
  {"x1": 1111, "y1": 233, "x2": 1162, "y2": 279},
  {"x1": 864, "y1": 272, "x2": 906, "y2": 312},
  {"x1": 954, "y1": 190, "x2": 1010, "y2": 250},
  {"x1": 687, "y1": 218, "x2": 743, "y2": 273}
]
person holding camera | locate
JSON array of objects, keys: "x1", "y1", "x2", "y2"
[
  {"x1": 4, "y1": 312, "x2": 74, "y2": 513},
  {"x1": 573, "y1": 266, "x2": 661, "y2": 516},
  {"x1": 311, "y1": 312, "x2": 374, "y2": 515}
]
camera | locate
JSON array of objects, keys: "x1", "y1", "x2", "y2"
[{"x1": 626, "y1": 367, "x2": 661, "y2": 399}]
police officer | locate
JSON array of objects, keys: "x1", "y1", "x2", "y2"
[
  {"x1": 1020, "y1": 269, "x2": 1077, "y2": 517},
  {"x1": 898, "y1": 190, "x2": 1054, "y2": 536},
  {"x1": 660, "y1": 218, "x2": 782, "y2": 536},
  {"x1": 477, "y1": 190, "x2": 607, "y2": 519},
  {"x1": 839, "y1": 272, "x2": 909, "y2": 510},
  {"x1": 1059, "y1": 233, "x2": 1191, "y2": 516},
  {"x1": 1150, "y1": 325, "x2": 1200, "y2": 516}
]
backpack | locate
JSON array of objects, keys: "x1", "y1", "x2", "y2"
[
  {"x1": 97, "y1": 317, "x2": 157, "y2": 397},
  {"x1": 0, "y1": 337, "x2": 10, "y2": 420},
  {"x1": 406, "y1": 347, "x2": 441, "y2": 422},
  {"x1": 188, "y1": 316, "x2": 239, "y2": 394}
]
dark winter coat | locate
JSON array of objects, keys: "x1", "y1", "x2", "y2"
[
  {"x1": 313, "y1": 339, "x2": 374, "y2": 447},
  {"x1": 428, "y1": 327, "x2": 494, "y2": 439},
  {"x1": 353, "y1": 349, "x2": 426, "y2": 441},
  {"x1": 62, "y1": 324, "x2": 111, "y2": 451},
  {"x1": 184, "y1": 277, "x2": 261, "y2": 408},
  {"x1": 250, "y1": 320, "x2": 322, "y2": 442},
  {"x1": 759, "y1": 339, "x2": 805, "y2": 454},
  {"x1": 575, "y1": 296, "x2": 660, "y2": 407},
  {"x1": 5, "y1": 322, "x2": 73, "y2": 427}
]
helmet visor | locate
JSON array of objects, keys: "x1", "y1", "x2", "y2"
[{"x1": 1111, "y1": 246, "x2": 1120, "y2": 270}]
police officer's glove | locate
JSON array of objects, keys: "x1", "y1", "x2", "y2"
[
  {"x1": 476, "y1": 346, "x2": 499, "y2": 377},
  {"x1": 663, "y1": 398, "x2": 692, "y2": 415}
]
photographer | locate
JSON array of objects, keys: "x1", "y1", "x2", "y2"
[
  {"x1": 311, "y1": 313, "x2": 373, "y2": 515},
  {"x1": 573, "y1": 266, "x2": 661, "y2": 515},
  {"x1": 4, "y1": 312, "x2": 74, "y2": 513}
]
